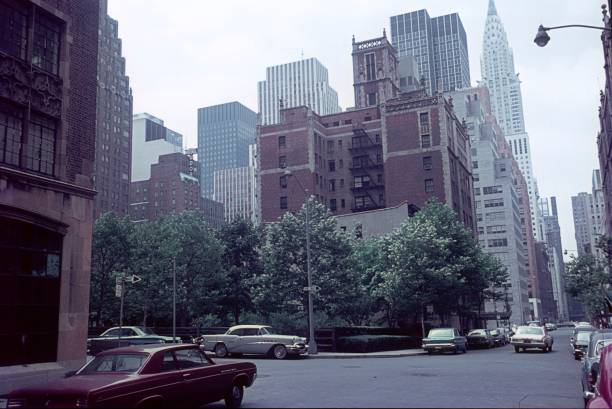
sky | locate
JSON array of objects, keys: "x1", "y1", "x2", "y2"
[{"x1": 108, "y1": 0, "x2": 606, "y2": 256}]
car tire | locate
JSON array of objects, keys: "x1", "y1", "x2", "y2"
[
  {"x1": 224, "y1": 384, "x2": 244, "y2": 408},
  {"x1": 272, "y1": 344, "x2": 287, "y2": 360},
  {"x1": 215, "y1": 343, "x2": 228, "y2": 358},
  {"x1": 514, "y1": 346, "x2": 520, "y2": 353}
]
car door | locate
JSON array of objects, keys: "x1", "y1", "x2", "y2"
[
  {"x1": 223, "y1": 329, "x2": 244, "y2": 353},
  {"x1": 175, "y1": 347, "x2": 226, "y2": 406},
  {"x1": 235, "y1": 328, "x2": 262, "y2": 354}
]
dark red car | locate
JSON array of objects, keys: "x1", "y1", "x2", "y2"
[
  {"x1": 5, "y1": 344, "x2": 256, "y2": 408},
  {"x1": 587, "y1": 344, "x2": 612, "y2": 408}
]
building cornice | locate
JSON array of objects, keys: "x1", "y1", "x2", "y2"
[{"x1": 0, "y1": 166, "x2": 96, "y2": 199}]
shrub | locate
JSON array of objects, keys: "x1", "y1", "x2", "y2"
[{"x1": 336, "y1": 335, "x2": 419, "y2": 353}]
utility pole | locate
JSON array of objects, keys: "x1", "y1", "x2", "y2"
[
  {"x1": 118, "y1": 275, "x2": 124, "y2": 348},
  {"x1": 172, "y1": 256, "x2": 177, "y2": 344},
  {"x1": 305, "y1": 196, "x2": 317, "y2": 354}
]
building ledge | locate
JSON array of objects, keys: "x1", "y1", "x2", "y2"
[{"x1": 0, "y1": 165, "x2": 96, "y2": 199}]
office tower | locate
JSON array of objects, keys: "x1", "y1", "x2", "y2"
[
  {"x1": 131, "y1": 113, "x2": 182, "y2": 182},
  {"x1": 258, "y1": 58, "x2": 341, "y2": 125},
  {"x1": 197, "y1": 102, "x2": 257, "y2": 199},
  {"x1": 449, "y1": 86, "x2": 530, "y2": 325},
  {"x1": 481, "y1": 0, "x2": 543, "y2": 241},
  {"x1": 390, "y1": 10, "x2": 470, "y2": 95},
  {"x1": 94, "y1": 0, "x2": 133, "y2": 218},
  {"x1": 259, "y1": 34, "x2": 476, "y2": 234},
  {"x1": 214, "y1": 145, "x2": 259, "y2": 224},
  {"x1": 130, "y1": 152, "x2": 224, "y2": 228},
  {"x1": 0, "y1": 0, "x2": 98, "y2": 390}
]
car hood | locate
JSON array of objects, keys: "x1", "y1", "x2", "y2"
[{"x1": 9, "y1": 374, "x2": 134, "y2": 396}]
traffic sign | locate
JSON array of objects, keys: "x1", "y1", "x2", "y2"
[
  {"x1": 303, "y1": 286, "x2": 321, "y2": 292},
  {"x1": 115, "y1": 282, "x2": 123, "y2": 298},
  {"x1": 125, "y1": 274, "x2": 142, "y2": 284}
]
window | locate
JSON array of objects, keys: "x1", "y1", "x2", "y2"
[
  {"x1": 367, "y1": 92, "x2": 377, "y2": 106},
  {"x1": 278, "y1": 135, "x2": 286, "y2": 149},
  {"x1": 472, "y1": 161, "x2": 478, "y2": 169},
  {"x1": 279, "y1": 156, "x2": 287, "y2": 168},
  {"x1": 0, "y1": 101, "x2": 23, "y2": 166},
  {"x1": 0, "y1": 2, "x2": 27, "y2": 59},
  {"x1": 338, "y1": 140, "x2": 343, "y2": 149},
  {"x1": 330, "y1": 199, "x2": 337, "y2": 211},
  {"x1": 419, "y1": 112, "x2": 430, "y2": 134},
  {"x1": 339, "y1": 159, "x2": 344, "y2": 169},
  {"x1": 174, "y1": 349, "x2": 209, "y2": 369},
  {"x1": 341, "y1": 199, "x2": 346, "y2": 208},
  {"x1": 487, "y1": 225, "x2": 507, "y2": 234},
  {"x1": 340, "y1": 179, "x2": 344, "y2": 188},
  {"x1": 377, "y1": 174, "x2": 383, "y2": 184},
  {"x1": 327, "y1": 140, "x2": 334, "y2": 153},
  {"x1": 329, "y1": 179, "x2": 336, "y2": 192},
  {"x1": 483, "y1": 185, "x2": 503, "y2": 195},
  {"x1": 421, "y1": 135, "x2": 431, "y2": 148},
  {"x1": 161, "y1": 352, "x2": 178, "y2": 372},
  {"x1": 423, "y1": 156, "x2": 432, "y2": 170},
  {"x1": 32, "y1": 11, "x2": 61, "y2": 75},
  {"x1": 365, "y1": 53, "x2": 376, "y2": 80},
  {"x1": 354, "y1": 175, "x2": 371, "y2": 188},
  {"x1": 484, "y1": 198, "x2": 504, "y2": 208},
  {"x1": 425, "y1": 179, "x2": 434, "y2": 193},
  {"x1": 26, "y1": 113, "x2": 56, "y2": 175},
  {"x1": 280, "y1": 175, "x2": 287, "y2": 189},
  {"x1": 488, "y1": 238, "x2": 508, "y2": 248},
  {"x1": 344, "y1": 120, "x2": 352, "y2": 125},
  {"x1": 280, "y1": 196, "x2": 288, "y2": 209},
  {"x1": 328, "y1": 160, "x2": 336, "y2": 172}
]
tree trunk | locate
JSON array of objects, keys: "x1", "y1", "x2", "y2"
[
  {"x1": 421, "y1": 304, "x2": 426, "y2": 338},
  {"x1": 143, "y1": 300, "x2": 148, "y2": 327},
  {"x1": 233, "y1": 304, "x2": 240, "y2": 325}
]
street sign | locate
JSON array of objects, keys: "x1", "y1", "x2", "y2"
[
  {"x1": 125, "y1": 274, "x2": 142, "y2": 284},
  {"x1": 115, "y1": 282, "x2": 123, "y2": 298},
  {"x1": 303, "y1": 286, "x2": 321, "y2": 292}
]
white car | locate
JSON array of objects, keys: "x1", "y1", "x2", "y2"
[
  {"x1": 197, "y1": 325, "x2": 307, "y2": 359},
  {"x1": 87, "y1": 326, "x2": 180, "y2": 355}
]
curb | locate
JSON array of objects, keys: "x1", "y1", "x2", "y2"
[{"x1": 305, "y1": 351, "x2": 427, "y2": 359}]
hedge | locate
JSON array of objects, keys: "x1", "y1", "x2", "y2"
[{"x1": 336, "y1": 335, "x2": 420, "y2": 353}]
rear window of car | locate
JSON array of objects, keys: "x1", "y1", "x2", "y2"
[
  {"x1": 79, "y1": 354, "x2": 148, "y2": 374},
  {"x1": 429, "y1": 329, "x2": 454, "y2": 338},
  {"x1": 468, "y1": 330, "x2": 486, "y2": 336},
  {"x1": 516, "y1": 327, "x2": 543, "y2": 335}
]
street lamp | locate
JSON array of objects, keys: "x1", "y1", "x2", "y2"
[
  {"x1": 284, "y1": 169, "x2": 317, "y2": 355},
  {"x1": 534, "y1": 5, "x2": 612, "y2": 47}
]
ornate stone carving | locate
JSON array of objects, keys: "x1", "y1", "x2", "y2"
[{"x1": 0, "y1": 53, "x2": 63, "y2": 118}]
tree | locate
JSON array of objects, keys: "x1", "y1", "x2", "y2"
[
  {"x1": 565, "y1": 253, "x2": 610, "y2": 322},
  {"x1": 90, "y1": 213, "x2": 134, "y2": 326},
  {"x1": 254, "y1": 197, "x2": 361, "y2": 329},
  {"x1": 217, "y1": 218, "x2": 262, "y2": 325}
]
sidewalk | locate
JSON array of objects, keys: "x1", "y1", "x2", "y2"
[{"x1": 306, "y1": 349, "x2": 426, "y2": 359}]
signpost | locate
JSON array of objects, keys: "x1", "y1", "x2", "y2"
[{"x1": 115, "y1": 274, "x2": 142, "y2": 347}]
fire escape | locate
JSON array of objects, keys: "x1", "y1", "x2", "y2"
[{"x1": 349, "y1": 127, "x2": 385, "y2": 212}]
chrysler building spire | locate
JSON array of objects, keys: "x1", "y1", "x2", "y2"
[{"x1": 488, "y1": 0, "x2": 498, "y2": 16}]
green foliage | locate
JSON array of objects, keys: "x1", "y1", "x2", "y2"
[
  {"x1": 565, "y1": 252, "x2": 610, "y2": 320},
  {"x1": 336, "y1": 335, "x2": 419, "y2": 353}
]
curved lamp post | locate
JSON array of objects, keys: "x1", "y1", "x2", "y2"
[
  {"x1": 534, "y1": 5, "x2": 611, "y2": 47},
  {"x1": 284, "y1": 169, "x2": 317, "y2": 355}
]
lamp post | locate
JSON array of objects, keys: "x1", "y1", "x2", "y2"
[
  {"x1": 534, "y1": 5, "x2": 611, "y2": 47},
  {"x1": 284, "y1": 169, "x2": 317, "y2": 354}
]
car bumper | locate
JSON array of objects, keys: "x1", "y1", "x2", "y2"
[
  {"x1": 511, "y1": 341, "x2": 546, "y2": 348},
  {"x1": 467, "y1": 339, "x2": 490, "y2": 345},
  {"x1": 286, "y1": 344, "x2": 307, "y2": 355},
  {"x1": 423, "y1": 343, "x2": 457, "y2": 351}
]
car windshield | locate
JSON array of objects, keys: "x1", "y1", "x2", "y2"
[
  {"x1": 137, "y1": 327, "x2": 155, "y2": 335},
  {"x1": 260, "y1": 327, "x2": 274, "y2": 335},
  {"x1": 429, "y1": 329, "x2": 454, "y2": 338},
  {"x1": 595, "y1": 340, "x2": 612, "y2": 357},
  {"x1": 516, "y1": 327, "x2": 543, "y2": 335},
  {"x1": 468, "y1": 330, "x2": 486, "y2": 336},
  {"x1": 577, "y1": 332, "x2": 592, "y2": 342},
  {"x1": 79, "y1": 354, "x2": 148, "y2": 375}
]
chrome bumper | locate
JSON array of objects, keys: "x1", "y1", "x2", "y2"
[
  {"x1": 511, "y1": 341, "x2": 546, "y2": 348},
  {"x1": 423, "y1": 343, "x2": 456, "y2": 350},
  {"x1": 286, "y1": 344, "x2": 308, "y2": 354}
]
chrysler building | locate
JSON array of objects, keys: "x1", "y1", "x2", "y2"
[{"x1": 481, "y1": 0, "x2": 543, "y2": 240}]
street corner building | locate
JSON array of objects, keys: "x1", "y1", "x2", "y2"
[
  {"x1": 258, "y1": 33, "x2": 476, "y2": 232},
  {"x1": 0, "y1": 0, "x2": 99, "y2": 392}
]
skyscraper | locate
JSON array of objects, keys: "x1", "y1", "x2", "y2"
[
  {"x1": 197, "y1": 102, "x2": 257, "y2": 199},
  {"x1": 390, "y1": 10, "x2": 470, "y2": 95},
  {"x1": 94, "y1": 0, "x2": 133, "y2": 218},
  {"x1": 481, "y1": 0, "x2": 542, "y2": 241},
  {"x1": 258, "y1": 58, "x2": 341, "y2": 125}
]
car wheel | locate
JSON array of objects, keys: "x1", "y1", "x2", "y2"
[
  {"x1": 224, "y1": 384, "x2": 244, "y2": 408},
  {"x1": 215, "y1": 343, "x2": 228, "y2": 358},
  {"x1": 273, "y1": 344, "x2": 287, "y2": 360},
  {"x1": 514, "y1": 346, "x2": 520, "y2": 353}
]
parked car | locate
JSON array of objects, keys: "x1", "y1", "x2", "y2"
[
  {"x1": 582, "y1": 332, "x2": 612, "y2": 404},
  {"x1": 574, "y1": 331, "x2": 595, "y2": 360},
  {"x1": 196, "y1": 325, "x2": 307, "y2": 359},
  {"x1": 511, "y1": 325, "x2": 553, "y2": 353},
  {"x1": 496, "y1": 328, "x2": 511, "y2": 345},
  {"x1": 87, "y1": 326, "x2": 180, "y2": 356},
  {"x1": 544, "y1": 323, "x2": 557, "y2": 331},
  {"x1": 4, "y1": 344, "x2": 257, "y2": 408},
  {"x1": 490, "y1": 329, "x2": 505, "y2": 346},
  {"x1": 527, "y1": 320, "x2": 542, "y2": 327},
  {"x1": 422, "y1": 328, "x2": 467, "y2": 354},
  {"x1": 586, "y1": 344, "x2": 612, "y2": 408},
  {"x1": 572, "y1": 326, "x2": 598, "y2": 359},
  {"x1": 466, "y1": 329, "x2": 494, "y2": 349}
]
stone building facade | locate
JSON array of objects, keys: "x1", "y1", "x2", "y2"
[
  {"x1": 93, "y1": 0, "x2": 133, "y2": 218},
  {"x1": 130, "y1": 152, "x2": 224, "y2": 228},
  {"x1": 259, "y1": 34, "x2": 476, "y2": 232},
  {"x1": 0, "y1": 0, "x2": 99, "y2": 391}
]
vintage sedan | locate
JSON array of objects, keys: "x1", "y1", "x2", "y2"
[
  {"x1": 87, "y1": 326, "x2": 180, "y2": 356},
  {"x1": 197, "y1": 325, "x2": 307, "y2": 359},
  {"x1": 5, "y1": 344, "x2": 256, "y2": 408},
  {"x1": 511, "y1": 325, "x2": 553, "y2": 353},
  {"x1": 466, "y1": 329, "x2": 494, "y2": 349},
  {"x1": 422, "y1": 328, "x2": 468, "y2": 354},
  {"x1": 587, "y1": 344, "x2": 612, "y2": 408},
  {"x1": 582, "y1": 334, "x2": 612, "y2": 404}
]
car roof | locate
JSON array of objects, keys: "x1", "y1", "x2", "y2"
[
  {"x1": 97, "y1": 344, "x2": 197, "y2": 355},
  {"x1": 228, "y1": 325, "x2": 270, "y2": 330}
]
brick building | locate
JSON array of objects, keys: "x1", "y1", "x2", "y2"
[
  {"x1": 130, "y1": 152, "x2": 224, "y2": 228},
  {"x1": 93, "y1": 0, "x2": 133, "y2": 218},
  {"x1": 0, "y1": 0, "x2": 99, "y2": 391},
  {"x1": 259, "y1": 33, "x2": 475, "y2": 231}
]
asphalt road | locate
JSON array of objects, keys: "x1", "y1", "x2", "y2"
[{"x1": 207, "y1": 328, "x2": 584, "y2": 408}]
